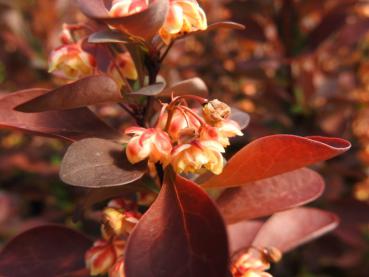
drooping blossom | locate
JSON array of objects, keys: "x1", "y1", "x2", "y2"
[
  {"x1": 102, "y1": 207, "x2": 141, "y2": 237},
  {"x1": 108, "y1": 52, "x2": 138, "y2": 87}
]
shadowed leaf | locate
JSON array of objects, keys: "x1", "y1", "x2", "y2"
[
  {"x1": 0, "y1": 225, "x2": 92, "y2": 277},
  {"x1": 0, "y1": 89, "x2": 121, "y2": 141},
  {"x1": 252, "y1": 208, "x2": 339, "y2": 252},
  {"x1": 217, "y1": 168, "x2": 325, "y2": 224},
  {"x1": 207, "y1": 21, "x2": 245, "y2": 31},
  {"x1": 130, "y1": 82, "x2": 166, "y2": 96},
  {"x1": 16, "y1": 75, "x2": 122, "y2": 112},
  {"x1": 159, "y1": 77, "x2": 208, "y2": 98},
  {"x1": 88, "y1": 29, "x2": 133, "y2": 44},
  {"x1": 77, "y1": 0, "x2": 169, "y2": 40},
  {"x1": 60, "y1": 138, "x2": 146, "y2": 188},
  {"x1": 125, "y1": 170, "x2": 229, "y2": 277},
  {"x1": 203, "y1": 135, "x2": 351, "y2": 188},
  {"x1": 230, "y1": 108, "x2": 250, "y2": 130},
  {"x1": 227, "y1": 221, "x2": 263, "y2": 254}
]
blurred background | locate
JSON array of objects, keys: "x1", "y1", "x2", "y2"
[{"x1": 1, "y1": 0, "x2": 369, "y2": 276}]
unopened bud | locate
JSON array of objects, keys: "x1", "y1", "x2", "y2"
[
  {"x1": 178, "y1": 127, "x2": 198, "y2": 144},
  {"x1": 203, "y1": 99, "x2": 231, "y2": 123},
  {"x1": 261, "y1": 247, "x2": 282, "y2": 264}
]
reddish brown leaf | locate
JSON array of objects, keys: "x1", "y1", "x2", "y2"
[
  {"x1": 217, "y1": 168, "x2": 325, "y2": 224},
  {"x1": 77, "y1": 0, "x2": 169, "y2": 40},
  {"x1": 207, "y1": 21, "x2": 245, "y2": 31},
  {"x1": 60, "y1": 138, "x2": 146, "y2": 188},
  {"x1": 124, "y1": 170, "x2": 229, "y2": 277},
  {"x1": 230, "y1": 108, "x2": 250, "y2": 130},
  {"x1": 130, "y1": 82, "x2": 166, "y2": 96},
  {"x1": 16, "y1": 75, "x2": 122, "y2": 112},
  {"x1": 252, "y1": 208, "x2": 339, "y2": 252},
  {"x1": 203, "y1": 135, "x2": 351, "y2": 188},
  {"x1": 227, "y1": 221, "x2": 263, "y2": 254},
  {"x1": 0, "y1": 89, "x2": 122, "y2": 141},
  {"x1": 88, "y1": 29, "x2": 133, "y2": 44},
  {"x1": 159, "y1": 77, "x2": 209, "y2": 98},
  {"x1": 0, "y1": 225, "x2": 92, "y2": 277}
]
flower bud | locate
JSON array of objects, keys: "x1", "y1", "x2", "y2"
[
  {"x1": 59, "y1": 24, "x2": 74, "y2": 45},
  {"x1": 48, "y1": 44, "x2": 95, "y2": 80},
  {"x1": 261, "y1": 247, "x2": 282, "y2": 264},
  {"x1": 102, "y1": 207, "x2": 141, "y2": 237},
  {"x1": 85, "y1": 238, "x2": 125, "y2": 276},
  {"x1": 108, "y1": 52, "x2": 138, "y2": 87},
  {"x1": 202, "y1": 99, "x2": 231, "y2": 124}
]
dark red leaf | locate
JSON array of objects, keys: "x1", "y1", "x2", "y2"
[
  {"x1": 207, "y1": 21, "x2": 245, "y2": 31},
  {"x1": 159, "y1": 77, "x2": 208, "y2": 98},
  {"x1": 16, "y1": 75, "x2": 122, "y2": 112},
  {"x1": 203, "y1": 135, "x2": 351, "y2": 188},
  {"x1": 217, "y1": 168, "x2": 325, "y2": 224},
  {"x1": 227, "y1": 220, "x2": 263, "y2": 254},
  {"x1": 0, "y1": 89, "x2": 122, "y2": 141},
  {"x1": 124, "y1": 170, "x2": 229, "y2": 277},
  {"x1": 77, "y1": 0, "x2": 169, "y2": 40},
  {"x1": 60, "y1": 138, "x2": 146, "y2": 188},
  {"x1": 252, "y1": 208, "x2": 339, "y2": 252},
  {"x1": 0, "y1": 225, "x2": 92, "y2": 277}
]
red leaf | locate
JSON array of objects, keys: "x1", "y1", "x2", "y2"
[
  {"x1": 77, "y1": 0, "x2": 169, "y2": 40},
  {"x1": 0, "y1": 89, "x2": 122, "y2": 141},
  {"x1": 16, "y1": 75, "x2": 122, "y2": 112},
  {"x1": 227, "y1": 221, "x2": 263, "y2": 254},
  {"x1": 159, "y1": 77, "x2": 209, "y2": 98},
  {"x1": 203, "y1": 135, "x2": 350, "y2": 188},
  {"x1": 217, "y1": 168, "x2": 325, "y2": 224},
  {"x1": 124, "y1": 170, "x2": 229, "y2": 277},
  {"x1": 0, "y1": 225, "x2": 92, "y2": 277},
  {"x1": 252, "y1": 208, "x2": 339, "y2": 252}
]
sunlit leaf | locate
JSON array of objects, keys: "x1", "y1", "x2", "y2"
[
  {"x1": 60, "y1": 138, "x2": 146, "y2": 188},
  {"x1": 16, "y1": 75, "x2": 122, "y2": 112},
  {"x1": 0, "y1": 225, "x2": 91, "y2": 277},
  {"x1": 125, "y1": 170, "x2": 229, "y2": 277},
  {"x1": 0, "y1": 89, "x2": 121, "y2": 141},
  {"x1": 217, "y1": 168, "x2": 325, "y2": 224},
  {"x1": 203, "y1": 135, "x2": 351, "y2": 188}
]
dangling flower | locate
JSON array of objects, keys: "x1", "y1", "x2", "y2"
[
  {"x1": 85, "y1": 238, "x2": 125, "y2": 276},
  {"x1": 59, "y1": 24, "x2": 74, "y2": 45},
  {"x1": 108, "y1": 52, "x2": 138, "y2": 87},
  {"x1": 171, "y1": 139, "x2": 225, "y2": 175},
  {"x1": 109, "y1": 257, "x2": 125, "y2": 277},
  {"x1": 48, "y1": 44, "x2": 95, "y2": 80},
  {"x1": 102, "y1": 207, "x2": 141, "y2": 237},
  {"x1": 125, "y1": 127, "x2": 172, "y2": 165},
  {"x1": 159, "y1": 0, "x2": 207, "y2": 44},
  {"x1": 109, "y1": 0, "x2": 149, "y2": 17},
  {"x1": 213, "y1": 120, "x2": 243, "y2": 147}
]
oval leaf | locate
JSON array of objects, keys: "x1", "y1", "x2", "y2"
[
  {"x1": 227, "y1": 221, "x2": 263, "y2": 254},
  {"x1": 230, "y1": 107, "x2": 250, "y2": 130},
  {"x1": 0, "y1": 225, "x2": 92, "y2": 277},
  {"x1": 88, "y1": 29, "x2": 133, "y2": 44},
  {"x1": 77, "y1": 0, "x2": 169, "y2": 40},
  {"x1": 217, "y1": 168, "x2": 325, "y2": 224},
  {"x1": 16, "y1": 75, "x2": 122, "y2": 112},
  {"x1": 124, "y1": 171, "x2": 229, "y2": 277},
  {"x1": 0, "y1": 89, "x2": 121, "y2": 141},
  {"x1": 252, "y1": 208, "x2": 339, "y2": 252},
  {"x1": 159, "y1": 77, "x2": 209, "y2": 98},
  {"x1": 130, "y1": 82, "x2": 166, "y2": 96},
  {"x1": 203, "y1": 135, "x2": 351, "y2": 188},
  {"x1": 207, "y1": 21, "x2": 246, "y2": 31},
  {"x1": 60, "y1": 138, "x2": 146, "y2": 188}
]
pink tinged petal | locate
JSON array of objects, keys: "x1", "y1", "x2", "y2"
[
  {"x1": 126, "y1": 136, "x2": 151, "y2": 164},
  {"x1": 163, "y1": 4, "x2": 184, "y2": 34}
]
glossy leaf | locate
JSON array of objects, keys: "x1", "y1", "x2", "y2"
[
  {"x1": 124, "y1": 170, "x2": 229, "y2": 277},
  {"x1": 88, "y1": 29, "x2": 133, "y2": 44},
  {"x1": 159, "y1": 77, "x2": 209, "y2": 98},
  {"x1": 227, "y1": 221, "x2": 263, "y2": 254},
  {"x1": 130, "y1": 82, "x2": 166, "y2": 96},
  {"x1": 0, "y1": 225, "x2": 92, "y2": 277},
  {"x1": 203, "y1": 135, "x2": 351, "y2": 188},
  {"x1": 0, "y1": 89, "x2": 121, "y2": 141},
  {"x1": 77, "y1": 0, "x2": 169, "y2": 40},
  {"x1": 217, "y1": 168, "x2": 325, "y2": 224},
  {"x1": 252, "y1": 208, "x2": 339, "y2": 252},
  {"x1": 16, "y1": 75, "x2": 122, "y2": 112},
  {"x1": 60, "y1": 138, "x2": 146, "y2": 188}
]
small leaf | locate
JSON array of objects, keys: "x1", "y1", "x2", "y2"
[
  {"x1": 159, "y1": 77, "x2": 209, "y2": 98},
  {"x1": 60, "y1": 138, "x2": 146, "y2": 188},
  {"x1": 0, "y1": 89, "x2": 121, "y2": 141},
  {"x1": 88, "y1": 29, "x2": 133, "y2": 44},
  {"x1": 230, "y1": 107, "x2": 250, "y2": 130},
  {"x1": 16, "y1": 75, "x2": 122, "y2": 112},
  {"x1": 0, "y1": 225, "x2": 92, "y2": 277},
  {"x1": 203, "y1": 135, "x2": 351, "y2": 188},
  {"x1": 252, "y1": 208, "x2": 339, "y2": 252},
  {"x1": 217, "y1": 168, "x2": 325, "y2": 224},
  {"x1": 227, "y1": 221, "x2": 263, "y2": 254},
  {"x1": 207, "y1": 21, "x2": 246, "y2": 31},
  {"x1": 124, "y1": 170, "x2": 229, "y2": 277},
  {"x1": 130, "y1": 82, "x2": 166, "y2": 96},
  {"x1": 77, "y1": 0, "x2": 169, "y2": 40}
]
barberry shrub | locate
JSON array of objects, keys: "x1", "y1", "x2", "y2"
[{"x1": 0, "y1": 1, "x2": 350, "y2": 277}]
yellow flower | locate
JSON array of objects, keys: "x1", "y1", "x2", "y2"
[
  {"x1": 159, "y1": 0, "x2": 207, "y2": 44},
  {"x1": 85, "y1": 238, "x2": 125, "y2": 276},
  {"x1": 48, "y1": 44, "x2": 95, "y2": 80},
  {"x1": 108, "y1": 52, "x2": 138, "y2": 87},
  {"x1": 171, "y1": 139, "x2": 224, "y2": 175},
  {"x1": 200, "y1": 121, "x2": 243, "y2": 147},
  {"x1": 125, "y1": 127, "x2": 172, "y2": 165},
  {"x1": 102, "y1": 207, "x2": 141, "y2": 237}
]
